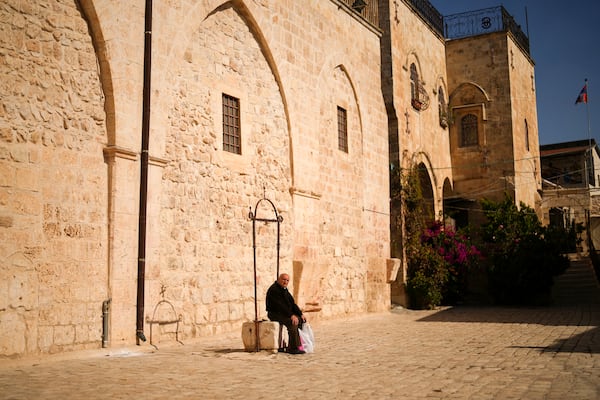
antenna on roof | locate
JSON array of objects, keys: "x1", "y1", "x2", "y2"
[{"x1": 525, "y1": 6, "x2": 530, "y2": 38}]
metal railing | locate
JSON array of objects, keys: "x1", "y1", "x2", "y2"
[
  {"x1": 444, "y1": 6, "x2": 530, "y2": 55},
  {"x1": 333, "y1": 1, "x2": 530, "y2": 57},
  {"x1": 402, "y1": 0, "x2": 444, "y2": 37},
  {"x1": 338, "y1": 0, "x2": 379, "y2": 27}
]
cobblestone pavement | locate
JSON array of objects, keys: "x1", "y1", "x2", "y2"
[{"x1": 1, "y1": 305, "x2": 599, "y2": 399}]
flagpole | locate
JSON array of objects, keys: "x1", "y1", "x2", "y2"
[
  {"x1": 585, "y1": 79, "x2": 591, "y2": 190},
  {"x1": 586, "y1": 78, "x2": 591, "y2": 147}
]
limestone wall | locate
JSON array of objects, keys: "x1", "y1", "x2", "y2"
[
  {"x1": 0, "y1": 0, "x2": 390, "y2": 357},
  {"x1": 508, "y1": 37, "x2": 541, "y2": 210},
  {"x1": 0, "y1": 0, "x2": 109, "y2": 355},
  {"x1": 0, "y1": 0, "x2": 544, "y2": 359},
  {"x1": 446, "y1": 31, "x2": 541, "y2": 211},
  {"x1": 385, "y1": 0, "x2": 451, "y2": 216}
]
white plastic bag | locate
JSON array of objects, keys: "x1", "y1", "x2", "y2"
[{"x1": 298, "y1": 322, "x2": 315, "y2": 353}]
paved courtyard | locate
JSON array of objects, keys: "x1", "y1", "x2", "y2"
[{"x1": 1, "y1": 304, "x2": 599, "y2": 399}]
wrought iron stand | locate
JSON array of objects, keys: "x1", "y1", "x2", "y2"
[{"x1": 248, "y1": 194, "x2": 283, "y2": 351}]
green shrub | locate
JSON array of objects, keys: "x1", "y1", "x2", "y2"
[
  {"x1": 481, "y1": 196, "x2": 570, "y2": 305},
  {"x1": 421, "y1": 222, "x2": 482, "y2": 305},
  {"x1": 406, "y1": 221, "x2": 482, "y2": 308},
  {"x1": 398, "y1": 165, "x2": 482, "y2": 309},
  {"x1": 406, "y1": 240, "x2": 447, "y2": 309}
]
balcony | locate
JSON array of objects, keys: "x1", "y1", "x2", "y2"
[{"x1": 338, "y1": 0, "x2": 379, "y2": 27}]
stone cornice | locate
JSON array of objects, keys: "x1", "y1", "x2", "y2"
[
  {"x1": 103, "y1": 145, "x2": 138, "y2": 162},
  {"x1": 103, "y1": 146, "x2": 169, "y2": 168},
  {"x1": 290, "y1": 187, "x2": 322, "y2": 200}
]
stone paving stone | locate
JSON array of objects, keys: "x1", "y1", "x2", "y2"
[{"x1": 0, "y1": 305, "x2": 599, "y2": 399}]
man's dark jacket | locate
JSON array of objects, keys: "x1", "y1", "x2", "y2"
[{"x1": 266, "y1": 281, "x2": 302, "y2": 320}]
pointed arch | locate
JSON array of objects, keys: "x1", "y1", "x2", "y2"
[
  {"x1": 403, "y1": 50, "x2": 424, "y2": 84},
  {"x1": 449, "y1": 81, "x2": 491, "y2": 105},
  {"x1": 410, "y1": 151, "x2": 438, "y2": 190},
  {"x1": 403, "y1": 51, "x2": 429, "y2": 110},
  {"x1": 313, "y1": 47, "x2": 366, "y2": 156},
  {"x1": 154, "y1": 0, "x2": 294, "y2": 185},
  {"x1": 442, "y1": 177, "x2": 454, "y2": 197},
  {"x1": 77, "y1": 0, "x2": 116, "y2": 144},
  {"x1": 416, "y1": 161, "x2": 435, "y2": 221},
  {"x1": 408, "y1": 151, "x2": 451, "y2": 220},
  {"x1": 433, "y1": 75, "x2": 447, "y2": 96},
  {"x1": 332, "y1": 63, "x2": 365, "y2": 153}
]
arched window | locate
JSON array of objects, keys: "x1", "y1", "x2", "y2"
[
  {"x1": 438, "y1": 87, "x2": 447, "y2": 127},
  {"x1": 410, "y1": 64, "x2": 418, "y2": 100},
  {"x1": 410, "y1": 63, "x2": 420, "y2": 109},
  {"x1": 460, "y1": 114, "x2": 478, "y2": 147}
]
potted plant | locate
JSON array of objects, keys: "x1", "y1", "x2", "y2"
[{"x1": 411, "y1": 98, "x2": 422, "y2": 111}]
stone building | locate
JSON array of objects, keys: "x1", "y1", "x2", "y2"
[
  {"x1": 380, "y1": 2, "x2": 541, "y2": 301},
  {"x1": 540, "y1": 139, "x2": 600, "y2": 252},
  {"x1": 379, "y1": 0, "x2": 452, "y2": 303},
  {"x1": 0, "y1": 0, "x2": 540, "y2": 358},
  {"x1": 443, "y1": 6, "x2": 541, "y2": 228},
  {"x1": 0, "y1": 0, "x2": 390, "y2": 357}
]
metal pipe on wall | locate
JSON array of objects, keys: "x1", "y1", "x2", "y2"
[
  {"x1": 136, "y1": 0, "x2": 153, "y2": 345},
  {"x1": 102, "y1": 298, "x2": 112, "y2": 348}
]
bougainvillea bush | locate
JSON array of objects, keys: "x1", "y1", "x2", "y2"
[
  {"x1": 406, "y1": 221, "x2": 482, "y2": 309},
  {"x1": 420, "y1": 221, "x2": 482, "y2": 305},
  {"x1": 480, "y1": 197, "x2": 570, "y2": 305},
  {"x1": 400, "y1": 165, "x2": 482, "y2": 309}
]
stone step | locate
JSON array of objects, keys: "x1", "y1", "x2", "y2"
[{"x1": 552, "y1": 256, "x2": 600, "y2": 305}]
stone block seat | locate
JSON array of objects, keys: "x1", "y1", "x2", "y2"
[{"x1": 241, "y1": 320, "x2": 285, "y2": 352}]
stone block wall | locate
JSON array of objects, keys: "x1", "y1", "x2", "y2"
[
  {"x1": 0, "y1": 0, "x2": 391, "y2": 358},
  {"x1": 0, "y1": 0, "x2": 109, "y2": 356},
  {"x1": 507, "y1": 37, "x2": 542, "y2": 210},
  {"x1": 0, "y1": 0, "x2": 544, "y2": 359},
  {"x1": 446, "y1": 31, "x2": 541, "y2": 211},
  {"x1": 385, "y1": 0, "x2": 452, "y2": 216}
]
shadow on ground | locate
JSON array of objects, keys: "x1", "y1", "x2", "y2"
[
  {"x1": 506, "y1": 327, "x2": 600, "y2": 354},
  {"x1": 416, "y1": 305, "x2": 600, "y2": 354},
  {"x1": 416, "y1": 304, "x2": 600, "y2": 326}
]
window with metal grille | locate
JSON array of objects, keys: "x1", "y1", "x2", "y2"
[
  {"x1": 460, "y1": 114, "x2": 478, "y2": 147},
  {"x1": 410, "y1": 63, "x2": 423, "y2": 111},
  {"x1": 438, "y1": 87, "x2": 448, "y2": 128},
  {"x1": 525, "y1": 119, "x2": 530, "y2": 151},
  {"x1": 222, "y1": 93, "x2": 241, "y2": 154},
  {"x1": 410, "y1": 63, "x2": 419, "y2": 101},
  {"x1": 337, "y1": 106, "x2": 348, "y2": 152}
]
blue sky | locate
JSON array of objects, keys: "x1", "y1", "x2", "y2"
[{"x1": 429, "y1": 0, "x2": 600, "y2": 145}]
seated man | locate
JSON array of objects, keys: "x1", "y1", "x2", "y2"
[{"x1": 266, "y1": 273, "x2": 307, "y2": 354}]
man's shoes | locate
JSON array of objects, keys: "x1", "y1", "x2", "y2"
[{"x1": 287, "y1": 348, "x2": 305, "y2": 355}]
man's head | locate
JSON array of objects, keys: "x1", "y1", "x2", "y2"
[{"x1": 277, "y1": 273, "x2": 290, "y2": 288}]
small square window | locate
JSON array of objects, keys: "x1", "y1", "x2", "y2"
[
  {"x1": 223, "y1": 93, "x2": 241, "y2": 154},
  {"x1": 337, "y1": 106, "x2": 348, "y2": 153}
]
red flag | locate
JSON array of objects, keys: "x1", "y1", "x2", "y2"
[{"x1": 575, "y1": 84, "x2": 588, "y2": 104}]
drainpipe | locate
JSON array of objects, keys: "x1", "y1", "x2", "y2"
[
  {"x1": 136, "y1": 0, "x2": 152, "y2": 345},
  {"x1": 102, "y1": 298, "x2": 112, "y2": 348}
]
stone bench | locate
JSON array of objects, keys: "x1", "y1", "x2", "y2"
[{"x1": 241, "y1": 321, "x2": 285, "y2": 352}]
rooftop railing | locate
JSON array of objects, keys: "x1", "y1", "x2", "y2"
[
  {"x1": 444, "y1": 6, "x2": 530, "y2": 55},
  {"x1": 402, "y1": 0, "x2": 444, "y2": 37},
  {"x1": 334, "y1": 1, "x2": 530, "y2": 57}
]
